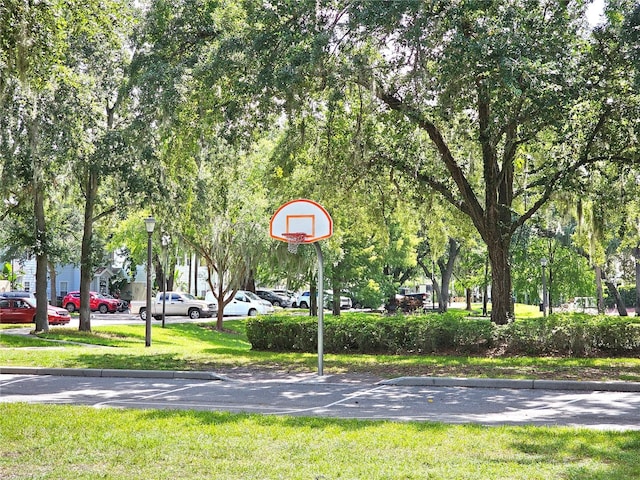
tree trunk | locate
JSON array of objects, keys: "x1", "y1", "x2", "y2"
[
  {"x1": 193, "y1": 255, "x2": 199, "y2": 297},
  {"x1": 634, "y1": 248, "x2": 640, "y2": 316},
  {"x1": 34, "y1": 185, "x2": 49, "y2": 333},
  {"x1": 79, "y1": 169, "x2": 98, "y2": 332},
  {"x1": 330, "y1": 277, "x2": 341, "y2": 316},
  {"x1": 465, "y1": 288, "x2": 472, "y2": 310},
  {"x1": 595, "y1": 265, "x2": 605, "y2": 315},
  {"x1": 548, "y1": 267, "x2": 553, "y2": 315},
  {"x1": 438, "y1": 238, "x2": 459, "y2": 313},
  {"x1": 432, "y1": 276, "x2": 441, "y2": 311},
  {"x1": 487, "y1": 237, "x2": 513, "y2": 325},
  {"x1": 215, "y1": 281, "x2": 225, "y2": 330},
  {"x1": 188, "y1": 255, "x2": 192, "y2": 295},
  {"x1": 482, "y1": 256, "x2": 489, "y2": 316},
  {"x1": 48, "y1": 262, "x2": 57, "y2": 306},
  {"x1": 605, "y1": 280, "x2": 628, "y2": 316},
  {"x1": 309, "y1": 281, "x2": 318, "y2": 317},
  {"x1": 168, "y1": 259, "x2": 175, "y2": 291}
]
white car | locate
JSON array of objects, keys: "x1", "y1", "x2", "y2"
[
  {"x1": 223, "y1": 290, "x2": 275, "y2": 316},
  {"x1": 294, "y1": 290, "x2": 352, "y2": 309}
]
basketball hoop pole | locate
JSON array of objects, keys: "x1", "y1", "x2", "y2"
[
  {"x1": 270, "y1": 199, "x2": 333, "y2": 377},
  {"x1": 315, "y1": 242, "x2": 324, "y2": 376}
]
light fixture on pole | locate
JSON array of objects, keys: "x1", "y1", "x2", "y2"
[
  {"x1": 144, "y1": 216, "x2": 156, "y2": 347},
  {"x1": 540, "y1": 257, "x2": 548, "y2": 317},
  {"x1": 161, "y1": 233, "x2": 171, "y2": 328}
]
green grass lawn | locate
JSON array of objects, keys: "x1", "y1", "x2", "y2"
[
  {"x1": 2, "y1": 315, "x2": 640, "y2": 479},
  {"x1": 1, "y1": 403, "x2": 639, "y2": 480},
  {"x1": 1, "y1": 319, "x2": 640, "y2": 381}
]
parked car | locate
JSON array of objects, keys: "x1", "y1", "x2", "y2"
[
  {"x1": 132, "y1": 291, "x2": 216, "y2": 321},
  {"x1": 61, "y1": 291, "x2": 119, "y2": 314},
  {"x1": 101, "y1": 293, "x2": 128, "y2": 312},
  {"x1": 294, "y1": 290, "x2": 352, "y2": 309},
  {"x1": 405, "y1": 292, "x2": 429, "y2": 308},
  {"x1": 386, "y1": 294, "x2": 426, "y2": 313},
  {"x1": 271, "y1": 289, "x2": 296, "y2": 302},
  {"x1": 0, "y1": 290, "x2": 35, "y2": 299},
  {"x1": 0, "y1": 296, "x2": 71, "y2": 325},
  {"x1": 255, "y1": 289, "x2": 292, "y2": 308},
  {"x1": 223, "y1": 290, "x2": 274, "y2": 316}
]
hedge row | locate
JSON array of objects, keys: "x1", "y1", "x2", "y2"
[{"x1": 245, "y1": 312, "x2": 640, "y2": 357}]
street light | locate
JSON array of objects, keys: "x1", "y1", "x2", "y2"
[
  {"x1": 144, "y1": 216, "x2": 155, "y2": 347},
  {"x1": 540, "y1": 257, "x2": 548, "y2": 317},
  {"x1": 161, "y1": 233, "x2": 171, "y2": 328}
]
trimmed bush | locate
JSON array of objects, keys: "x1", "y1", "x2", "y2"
[
  {"x1": 247, "y1": 312, "x2": 494, "y2": 355},
  {"x1": 246, "y1": 312, "x2": 640, "y2": 357},
  {"x1": 497, "y1": 314, "x2": 640, "y2": 356}
]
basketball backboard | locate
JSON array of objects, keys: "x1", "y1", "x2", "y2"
[{"x1": 269, "y1": 199, "x2": 333, "y2": 244}]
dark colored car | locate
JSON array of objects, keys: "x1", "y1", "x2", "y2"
[
  {"x1": 255, "y1": 289, "x2": 292, "y2": 308},
  {"x1": 0, "y1": 297, "x2": 71, "y2": 325},
  {"x1": 405, "y1": 292, "x2": 429, "y2": 306}
]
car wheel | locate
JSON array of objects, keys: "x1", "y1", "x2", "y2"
[
  {"x1": 139, "y1": 308, "x2": 147, "y2": 321},
  {"x1": 189, "y1": 308, "x2": 201, "y2": 319},
  {"x1": 99, "y1": 304, "x2": 108, "y2": 314},
  {"x1": 248, "y1": 308, "x2": 258, "y2": 316},
  {"x1": 65, "y1": 303, "x2": 76, "y2": 313},
  {"x1": 273, "y1": 301, "x2": 281, "y2": 307},
  {"x1": 300, "y1": 301, "x2": 309, "y2": 309}
]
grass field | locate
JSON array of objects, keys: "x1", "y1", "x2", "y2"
[
  {"x1": 2, "y1": 313, "x2": 640, "y2": 479},
  {"x1": 1, "y1": 403, "x2": 639, "y2": 479},
  {"x1": 1, "y1": 317, "x2": 640, "y2": 381}
]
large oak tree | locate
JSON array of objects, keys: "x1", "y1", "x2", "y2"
[{"x1": 230, "y1": 0, "x2": 639, "y2": 323}]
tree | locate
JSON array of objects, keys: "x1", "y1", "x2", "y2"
[
  {"x1": 1, "y1": 1, "x2": 82, "y2": 331},
  {"x1": 229, "y1": 1, "x2": 639, "y2": 324}
]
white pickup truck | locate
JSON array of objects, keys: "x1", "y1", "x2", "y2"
[{"x1": 131, "y1": 292, "x2": 217, "y2": 321}]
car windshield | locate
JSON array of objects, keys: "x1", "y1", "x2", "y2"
[
  {"x1": 181, "y1": 293, "x2": 196, "y2": 300},
  {"x1": 23, "y1": 298, "x2": 37, "y2": 308},
  {"x1": 244, "y1": 291, "x2": 260, "y2": 301}
]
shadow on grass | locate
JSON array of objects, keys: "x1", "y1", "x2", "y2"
[
  {"x1": 61, "y1": 352, "x2": 194, "y2": 370},
  {"x1": 510, "y1": 428, "x2": 640, "y2": 479},
  {"x1": 133, "y1": 409, "x2": 640, "y2": 478}
]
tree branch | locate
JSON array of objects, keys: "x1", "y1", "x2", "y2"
[{"x1": 368, "y1": 81, "x2": 485, "y2": 226}]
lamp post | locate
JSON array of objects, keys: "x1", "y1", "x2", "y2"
[
  {"x1": 540, "y1": 257, "x2": 548, "y2": 317},
  {"x1": 144, "y1": 216, "x2": 155, "y2": 347},
  {"x1": 161, "y1": 233, "x2": 170, "y2": 328}
]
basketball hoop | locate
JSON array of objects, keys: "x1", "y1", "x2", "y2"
[{"x1": 282, "y1": 232, "x2": 308, "y2": 254}]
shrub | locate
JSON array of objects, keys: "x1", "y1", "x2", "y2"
[
  {"x1": 247, "y1": 312, "x2": 494, "y2": 355},
  {"x1": 246, "y1": 312, "x2": 640, "y2": 357},
  {"x1": 497, "y1": 314, "x2": 640, "y2": 356}
]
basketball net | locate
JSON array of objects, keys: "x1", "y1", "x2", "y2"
[{"x1": 282, "y1": 233, "x2": 308, "y2": 254}]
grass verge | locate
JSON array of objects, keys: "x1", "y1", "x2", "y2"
[
  {"x1": 1, "y1": 320, "x2": 640, "y2": 381},
  {"x1": 1, "y1": 403, "x2": 639, "y2": 480}
]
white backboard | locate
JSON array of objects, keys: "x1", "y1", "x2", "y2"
[{"x1": 269, "y1": 199, "x2": 333, "y2": 243}]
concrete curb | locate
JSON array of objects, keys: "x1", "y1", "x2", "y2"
[
  {"x1": 379, "y1": 376, "x2": 640, "y2": 392},
  {"x1": 0, "y1": 366, "x2": 225, "y2": 381},
  {"x1": 2, "y1": 367, "x2": 640, "y2": 392}
]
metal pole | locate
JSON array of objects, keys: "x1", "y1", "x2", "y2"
[
  {"x1": 541, "y1": 258, "x2": 548, "y2": 317},
  {"x1": 145, "y1": 230, "x2": 153, "y2": 347},
  {"x1": 161, "y1": 239, "x2": 167, "y2": 328},
  {"x1": 314, "y1": 242, "x2": 324, "y2": 376}
]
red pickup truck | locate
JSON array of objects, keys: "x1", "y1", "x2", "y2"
[{"x1": 62, "y1": 291, "x2": 119, "y2": 314}]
